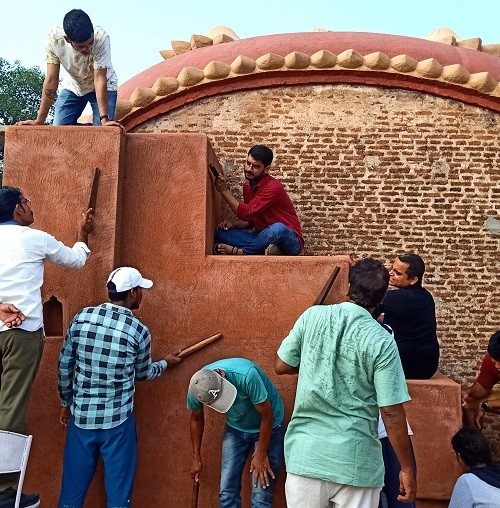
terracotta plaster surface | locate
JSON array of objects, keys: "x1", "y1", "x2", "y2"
[
  {"x1": 2, "y1": 128, "x2": 351, "y2": 507},
  {"x1": 2, "y1": 127, "x2": 465, "y2": 506},
  {"x1": 406, "y1": 372, "x2": 463, "y2": 506},
  {"x1": 3, "y1": 126, "x2": 125, "y2": 506},
  {"x1": 3, "y1": 126, "x2": 124, "y2": 324},
  {"x1": 120, "y1": 133, "x2": 352, "y2": 507}
]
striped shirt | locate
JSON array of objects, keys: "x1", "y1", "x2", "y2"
[{"x1": 58, "y1": 303, "x2": 167, "y2": 429}]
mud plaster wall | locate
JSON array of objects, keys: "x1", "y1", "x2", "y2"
[
  {"x1": 3, "y1": 127, "x2": 351, "y2": 507},
  {"x1": 134, "y1": 84, "x2": 500, "y2": 454}
]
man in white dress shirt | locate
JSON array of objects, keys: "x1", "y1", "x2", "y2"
[{"x1": 0, "y1": 186, "x2": 93, "y2": 507}]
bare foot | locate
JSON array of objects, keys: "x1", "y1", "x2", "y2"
[{"x1": 214, "y1": 243, "x2": 243, "y2": 255}]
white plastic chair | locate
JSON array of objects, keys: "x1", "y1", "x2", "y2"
[{"x1": 0, "y1": 431, "x2": 33, "y2": 508}]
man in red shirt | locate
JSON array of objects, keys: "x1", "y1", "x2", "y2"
[
  {"x1": 462, "y1": 331, "x2": 500, "y2": 428},
  {"x1": 212, "y1": 145, "x2": 304, "y2": 255}
]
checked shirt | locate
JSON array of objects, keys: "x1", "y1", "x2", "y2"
[{"x1": 58, "y1": 302, "x2": 167, "y2": 429}]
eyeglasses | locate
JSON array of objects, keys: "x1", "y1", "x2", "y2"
[
  {"x1": 245, "y1": 160, "x2": 264, "y2": 170},
  {"x1": 19, "y1": 199, "x2": 31, "y2": 206}
]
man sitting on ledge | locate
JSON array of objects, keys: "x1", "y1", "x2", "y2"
[
  {"x1": 373, "y1": 253, "x2": 439, "y2": 379},
  {"x1": 212, "y1": 145, "x2": 304, "y2": 255}
]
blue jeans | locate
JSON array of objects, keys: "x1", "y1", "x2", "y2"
[
  {"x1": 53, "y1": 88, "x2": 117, "y2": 125},
  {"x1": 59, "y1": 414, "x2": 136, "y2": 508},
  {"x1": 220, "y1": 423, "x2": 284, "y2": 508},
  {"x1": 215, "y1": 222, "x2": 301, "y2": 255}
]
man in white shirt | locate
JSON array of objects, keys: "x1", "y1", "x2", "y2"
[
  {"x1": 17, "y1": 9, "x2": 121, "y2": 127},
  {"x1": 0, "y1": 186, "x2": 93, "y2": 508}
]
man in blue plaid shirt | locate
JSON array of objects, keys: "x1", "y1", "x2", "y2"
[{"x1": 58, "y1": 267, "x2": 181, "y2": 508}]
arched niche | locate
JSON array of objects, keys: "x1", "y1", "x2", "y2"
[{"x1": 43, "y1": 295, "x2": 63, "y2": 337}]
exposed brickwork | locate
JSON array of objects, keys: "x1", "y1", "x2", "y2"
[{"x1": 134, "y1": 84, "x2": 500, "y2": 453}]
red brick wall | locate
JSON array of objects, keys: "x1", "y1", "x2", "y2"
[{"x1": 133, "y1": 83, "x2": 500, "y2": 452}]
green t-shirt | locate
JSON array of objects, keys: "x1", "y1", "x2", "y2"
[
  {"x1": 277, "y1": 302, "x2": 410, "y2": 488},
  {"x1": 187, "y1": 358, "x2": 284, "y2": 433}
]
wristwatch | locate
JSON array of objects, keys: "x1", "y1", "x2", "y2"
[
  {"x1": 99, "y1": 114, "x2": 109, "y2": 121},
  {"x1": 481, "y1": 400, "x2": 490, "y2": 412}
]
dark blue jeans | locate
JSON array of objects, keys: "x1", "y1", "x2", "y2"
[
  {"x1": 220, "y1": 423, "x2": 284, "y2": 508},
  {"x1": 215, "y1": 222, "x2": 301, "y2": 255}
]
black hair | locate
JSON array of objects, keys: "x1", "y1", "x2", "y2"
[
  {"x1": 451, "y1": 428, "x2": 492, "y2": 468},
  {"x1": 398, "y1": 253, "x2": 425, "y2": 284},
  {"x1": 0, "y1": 186, "x2": 22, "y2": 222},
  {"x1": 106, "y1": 281, "x2": 130, "y2": 302},
  {"x1": 63, "y1": 9, "x2": 93, "y2": 43},
  {"x1": 348, "y1": 258, "x2": 389, "y2": 309},
  {"x1": 487, "y1": 331, "x2": 500, "y2": 361},
  {"x1": 248, "y1": 145, "x2": 273, "y2": 167}
]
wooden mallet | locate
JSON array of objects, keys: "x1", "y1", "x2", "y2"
[
  {"x1": 178, "y1": 332, "x2": 222, "y2": 358},
  {"x1": 208, "y1": 163, "x2": 222, "y2": 180},
  {"x1": 87, "y1": 167, "x2": 100, "y2": 211},
  {"x1": 314, "y1": 266, "x2": 341, "y2": 305},
  {"x1": 191, "y1": 479, "x2": 199, "y2": 508}
]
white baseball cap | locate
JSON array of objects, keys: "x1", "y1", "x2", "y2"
[
  {"x1": 106, "y1": 267, "x2": 153, "y2": 292},
  {"x1": 188, "y1": 368, "x2": 237, "y2": 413}
]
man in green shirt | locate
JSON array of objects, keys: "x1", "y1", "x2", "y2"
[{"x1": 275, "y1": 258, "x2": 416, "y2": 508}]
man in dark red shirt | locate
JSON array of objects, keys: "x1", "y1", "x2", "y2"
[
  {"x1": 212, "y1": 145, "x2": 303, "y2": 255},
  {"x1": 462, "y1": 331, "x2": 500, "y2": 428}
]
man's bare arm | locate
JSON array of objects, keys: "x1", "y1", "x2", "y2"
[
  {"x1": 17, "y1": 63, "x2": 60, "y2": 125},
  {"x1": 250, "y1": 399, "x2": 275, "y2": 488},
  {"x1": 214, "y1": 176, "x2": 240, "y2": 215},
  {"x1": 94, "y1": 68, "x2": 122, "y2": 128},
  {"x1": 380, "y1": 403, "x2": 416, "y2": 503},
  {"x1": 462, "y1": 382, "x2": 492, "y2": 428},
  {"x1": 274, "y1": 354, "x2": 299, "y2": 375},
  {"x1": 190, "y1": 409, "x2": 204, "y2": 482}
]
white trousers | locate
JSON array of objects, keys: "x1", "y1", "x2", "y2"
[{"x1": 285, "y1": 472, "x2": 381, "y2": 508}]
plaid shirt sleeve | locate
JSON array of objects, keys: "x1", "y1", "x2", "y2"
[
  {"x1": 134, "y1": 328, "x2": 168, "y2": 380},
  {"x1": 58, "y1": 317, "x2": 78, "y2": 407}
]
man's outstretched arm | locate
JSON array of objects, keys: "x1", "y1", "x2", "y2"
[
  {"x1": 17, "y1": 63, "x2": 60, "y2": 125},
  {"x1": 214, "y1": 176, "x2": 240, "y2": 214}
]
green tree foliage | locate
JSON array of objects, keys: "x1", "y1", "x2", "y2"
[
  {"x1": 0, "y1": 58, "x2": 48, "y2": 183},
  {"x1": 0, "y1": 58, "x2": 45, "y2": 124}
]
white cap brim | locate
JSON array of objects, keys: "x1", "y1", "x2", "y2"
[
  {"x1": 138, "y1": 277, "x2": 153, "y2": 289},
  {"x1": 207, "y1": 377, "x2": 237, "y2": 413}
]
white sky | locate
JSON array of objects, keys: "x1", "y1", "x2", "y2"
[{"x1": 1, "y1": 0, "x2": 498, "y2": 85}]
